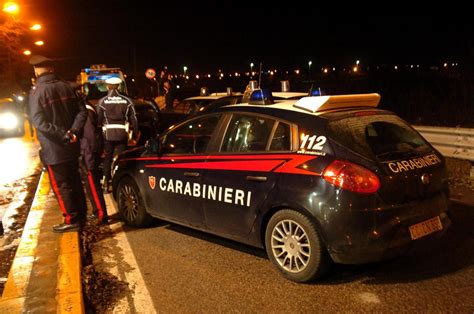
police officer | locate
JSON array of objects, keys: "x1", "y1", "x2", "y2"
[
  {"x1": 97, "y1": 77, "x2": 138, "y2": 192},
  {"x1": 79, "y1": 95, "x2": 108, "y2": 224},
  {"x1": 28, "y1": 55, "x2": 88, "y2": 233}
]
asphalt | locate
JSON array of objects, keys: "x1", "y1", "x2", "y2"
[{"x1": 0, "y1": 168, "x2": 472, "y2": 312}]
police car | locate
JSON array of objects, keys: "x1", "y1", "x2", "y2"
[
  {"x1": 111, "y1": 90, "x2": 451, "y2": 282},
  {"x1": 0, "y1": 97, "x2": 25, "y2": 137},
  {"x1": 174, "y1": 89, "x2": 243, "y2": 115}
]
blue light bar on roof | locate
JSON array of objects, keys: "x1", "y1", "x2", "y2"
[
  {"x1": 309, "y1": 87, "x2": 322, "y2": 96},
  {"x1": 249, "y1": 89, "x2": 274, "y2": 105},
  {"x1": 87, "y1": 73, "x2": 120, "y2": 82}
]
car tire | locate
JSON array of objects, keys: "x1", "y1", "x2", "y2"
[
  {"x1": 117, "y1": 176, "x2": 153, "y2": 227},
  {"x1": 265, "y1": 209, "x2": 331, "y2": 283}
]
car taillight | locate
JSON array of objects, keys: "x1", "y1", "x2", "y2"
[{"x1": 323, "y1": 160, "x2": 380, "y2": 194}]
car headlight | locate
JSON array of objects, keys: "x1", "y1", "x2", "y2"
[{"x1": 0, "y1": 112, "x2": 19, "y2": 130}]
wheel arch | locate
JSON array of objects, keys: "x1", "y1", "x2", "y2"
[{"x1": 259, "y1": 203, "x2": 329, "y2": 250}]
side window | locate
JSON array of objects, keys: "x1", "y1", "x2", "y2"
[
  {"x1": 221, "y1": 114, "x2": 275, "y2": 152},
  {"x1": 269, "y1": 122, "x2": 291, "y2": 151},
  {"x1": 161, "y1": 114, "x2": 220, "y2": 155}
]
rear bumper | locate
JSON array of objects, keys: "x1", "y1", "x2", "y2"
[
  {"x1": 320, "y1": 190, "x2": 451, "y2": 265},
  {"x1": 329, "y1": 211, "x2": 451, "y2": 264}
]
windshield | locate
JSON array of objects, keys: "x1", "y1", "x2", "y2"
[{"x1": 84, "y1": 82, "x2": 126, "y2": 100}]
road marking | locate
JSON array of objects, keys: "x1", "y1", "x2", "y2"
[{"x1": 97, "y1": 194, "x2": 156, "y2": 313}]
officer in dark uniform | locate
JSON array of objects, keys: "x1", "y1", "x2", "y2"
[
  {"x1": 79, "y1": 95, "x2": 108, "y2": 224},
  {"x1": 28, "y1": 55, "x2": 88, "y2": 233},
  {"x1": 97, "y1": 77, "x2": 138, "y2": 192}
]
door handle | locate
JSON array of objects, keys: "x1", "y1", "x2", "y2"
[
  {"x1": 246, "y1": 176, "x2": 267, "y2": 182},
  {"x1": 184, "y1": 172, "x2": 200, "y2": 177}
]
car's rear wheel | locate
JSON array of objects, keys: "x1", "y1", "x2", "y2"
[
  {"x1": 265, "y1": 209, "x2": 331, "y2": 282},
  {"x1": 117, "y1": 177, "x2": 153, "y2": 227}
]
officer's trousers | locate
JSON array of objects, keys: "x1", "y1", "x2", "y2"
[
  {"x1": 103, "y1": 140, "x2": 127, "y2": 182},
  {"x1": 47, "y1": 160, "x2": 87, "y2": 225},
  {"x1": 81, "y1": 165, "x2": 108, "y2": 221}
]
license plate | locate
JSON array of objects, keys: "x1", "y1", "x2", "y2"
[{"x1": 409, "y1": 216, "x2": 443, "y2": 240}]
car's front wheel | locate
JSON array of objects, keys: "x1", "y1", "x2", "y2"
[
  {"x1": 117, "y1": 176, "x2": 153, "y2": 227},
  {"x1": 265, "y1": 209, "x2": 331, "y2": 282}
]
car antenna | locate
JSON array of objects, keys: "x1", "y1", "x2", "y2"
[{"x1": 258, "y1": 62, "x2": 263, "y2": 88}]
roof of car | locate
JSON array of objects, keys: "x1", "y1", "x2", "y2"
[
  {"x1": 184, "y1": 92, "x2": 242, "y2": 101},
  {"x1": 227, "y1": 93, "x2": 381, "y2": 116},
  {"x1": 272, "y1": 92, "x2": 308, "y2": 99}
]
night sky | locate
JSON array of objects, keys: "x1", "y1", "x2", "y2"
[{"x1": 24, "y1": 2, "x2": 473, "y2": 78}]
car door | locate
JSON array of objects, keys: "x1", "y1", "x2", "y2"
[
  {"x1": 145, "y1": 114, "x2": 222, "y2": 227},
  {"x1": 201, "y1": 113, "x2": 293, "y2": 239}
]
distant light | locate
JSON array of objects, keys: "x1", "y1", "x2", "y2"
[
  {"x1": 353, "y1": 66, "x2": 358, "y2": 72},
  {"x1": 23, "y1": 50, "x2": 31, "y2": 56},
  {"x1": 332, "y1": 67, "x2": 336, "y2": 71},
  {"x1": 220, "y1": 73, "x2": 224, "y2": 78},
  {"x1": 185, "y1": 75, "x2": 189, "y2": 80},
  {"x1": 410, "y1": 65, "x2": 414, "y2": 69},
  {"x1": 195, "y1": 75, "x2": 199, "y2": 79},
  {"x1": 308, "y1": 61, "x2": 312, "y2": 66},
  {"x1": 176, "y1": 85, "x2": 180, "y2": 89},
  {"x1": 451, "y1": 63, "x2": 455, "y2": 66},
  {"x1": 34, "y1": 40, "x2": 44, "y2": 46},
  {"x1": 323, "y1": 68, "x2": 328, "y2": 74},
  {"x1": 270, "y1": 71, "x2": 274, "y2": 76},
  {"x1": 235, "y1": 72, "x2": 239, "y2": 77},
  {"x1": 207, "y1": 74, "x2": 211, "y2": 78},
  {"x1": 356, "y1": 60, "x2": 360, "y2": 65},
  {"x1": 30, "y1": 24, "x2": 42, "y2": 31},
  {"x1": 417, "y1": 65, "x2": 420, "y2": 68},
  {"x1": 295, "y1": 69, "x2": 300, "y2": 75},
  {"x1": 394, "y1": 65, "x2": 398, "y2": 70},
  {"x1": 3, "y1": 2, "x2": 19, "y2": 14},
  {"x1": 250, "y1": 62, "x2": 254, "y2": 67},
  {"x1": 443, "y1": 63, "x2": 448, "y2": 67}
]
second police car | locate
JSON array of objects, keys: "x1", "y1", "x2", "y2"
[{"x1": 111, "y1": 90, "x2": 451, "y2": 282}]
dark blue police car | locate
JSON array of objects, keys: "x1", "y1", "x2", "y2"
[{"x1": 111, "y1": 91, "x2": 451, "y2": 282}]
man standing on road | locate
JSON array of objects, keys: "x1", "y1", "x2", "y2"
[
  {"x1": 79, "y1": 94, "x2": 108, "y2": 225},
  {"x1": 28, "y1": 55, "x2": 88, "y2": 233},
  {"x1": 97, "y1": 77, "x2": 139, "y2": 193}
]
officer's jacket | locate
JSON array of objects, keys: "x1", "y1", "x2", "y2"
[
  {"x1": 97, "y1": 89, "x2": 138, "y2": 142},
  {"x1": 29, "y1": 72, "x2": 87, "y2": 165},
  {"x1": 80, "y1": 101, "x2": 103, "y2": 170}
]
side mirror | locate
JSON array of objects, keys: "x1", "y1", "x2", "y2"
[{"x1": 145, "y1": 137, "x2": 160, "y2": 154}]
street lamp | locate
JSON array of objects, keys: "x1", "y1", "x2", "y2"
[
  {"x1": 250, "y1": 62, "x2": 254, "y2": 76},
  {"x1": 183, "y1": 66, "x2": 188, "y2": 76},
  {"x1": 2, "y1": 2, "x2": 19, "y2": 15},
  {"x1": 308, "y1": 60, "x2": 312, "y2": 78},
  {"x1": 30, "y1": 24, "x2": 42, "y2": 31},
  {"x1": 34, "y1": 40, "x2": 44, "y2": 46}
]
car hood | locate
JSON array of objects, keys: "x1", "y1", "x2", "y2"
[{"x1": 117, "y1": 146, "x2": 146, "y2": 161}]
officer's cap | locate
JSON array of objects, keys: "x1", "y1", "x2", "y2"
[
  {"x1": 29, "y1": 55, "x2": 54, "y2": 67},
  {"x1": 105, "y1": 77, "x2": 122, "y2": 85}
]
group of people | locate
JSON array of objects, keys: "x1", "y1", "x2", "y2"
[
  {"x1": 150, "y1": 68, "x2": 177, "y2": 111},
  {"x1": 28, "y1": 55, "x2": 139, "y2": 233}
]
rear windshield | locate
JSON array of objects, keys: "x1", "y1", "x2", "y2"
[{"x1": 327, "y1": 113, "x2": 432, "y2": 161}]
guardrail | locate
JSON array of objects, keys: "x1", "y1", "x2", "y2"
[{"x1": 414, "y1": 125, "x2": 474, "y2": 162}]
